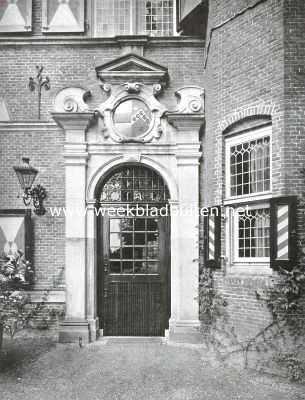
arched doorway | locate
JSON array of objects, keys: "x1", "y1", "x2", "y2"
[{"x1": 96, "y1": 164, "x2": 171, "y2": 336}]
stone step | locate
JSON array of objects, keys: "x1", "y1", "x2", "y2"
[{"x1": 99, "y1": 336, "x2": 165, "y2": 345}]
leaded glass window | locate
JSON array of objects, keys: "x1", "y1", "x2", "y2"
[
  {"x1": 100, "y1": 166, "x2": 170, "y2": 203},
  {"x1": 109, "y1": 217, "x2": 159, "y2": 274},
  {"x1": 94, "y1": 0, "x2": 174, "y2": 37},
  {"x1": 237, "y1": 208, "x2": 270, "y2": 258},
  {"x1": 230, "y1": 136, "x2": 270, "y2": 197},
  {"x1": 138, "y1": 0, "x2": 174, "y2": 36},
  {"x1": 225, "y1": 125, "x2": 272, "y2": 265},
  {"x1": 94, "y1": 0, "x2": 131, "y2": 36}
]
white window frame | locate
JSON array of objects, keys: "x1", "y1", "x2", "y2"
[
  {"x1": 225, "y1": 125, "x2": 272, "y2": 202},
  {"x1": 224, "y1": 124, "x2": 273, "y2": 273},
  {"x1": 92, "y1": 0, "x2": 178, "y2": 38},
  {"x1": 225, "y1": 204, "x2": 272, "y2": 274},
  {"x1": 233, "y1": 202, "x2": 270, "y2": 264}
]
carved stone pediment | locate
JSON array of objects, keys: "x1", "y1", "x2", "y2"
[
  {"x1": 95, "y1": 53, "x2": 168, "y2": 86},
  {"x1": 94, "y1": 53, "x2": 169, "y2": 144}
]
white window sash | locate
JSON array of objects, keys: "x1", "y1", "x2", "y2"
[
  {"x1": 225, "y1": 125, "x2": 272, "y2": 200},
  {"x1": 233, "y1": 203, "x2": 270, "y2": 264},
  {"x1": 93, "y1": 0, "x2": 177, "y2": 37}
]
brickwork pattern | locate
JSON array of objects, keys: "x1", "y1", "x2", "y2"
[
  {"x1": 0, "y1": 126, "x2": 65, "y2": 289},
  {"x1": 0, "y1": 44, "x2": 204, "y2": 121},
  {"x1": 201, "y1": 0, "x2": 289, "y2": 339}
]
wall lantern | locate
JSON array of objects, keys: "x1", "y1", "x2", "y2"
[{"x1": 13, "y1": 157, "x2": 47, "y2": 216}]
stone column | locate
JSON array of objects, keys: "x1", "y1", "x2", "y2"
[
  {"x1": 52, "y1": 112, "x2": 94, "y2": 343},
  {"x1": 167, "y1": 113, "x2": 203, "y2": 343}
]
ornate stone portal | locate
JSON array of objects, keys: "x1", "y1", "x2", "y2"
[{"x1": 52, "y1": 53, "x2": 204, "y2": 343}]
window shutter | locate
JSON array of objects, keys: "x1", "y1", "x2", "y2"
[
  {"x1": 42, "y1": 0, "x2": 84, "y2": 33},
  {"x1": 204, "y1": 206, "x2": 221, "y2": 269},
  {"x1": 270, "y1": 196, "x2": 297, "y2": 271},
  {"x1": 179, "y1": 0, "x2": 201, "y2": 23},
  {"x1": 0, "y1": 0, "x2": 32, "y2": 32},
  {"x1": 24, "y1": 209, "x2": 32, "y2": 262}
]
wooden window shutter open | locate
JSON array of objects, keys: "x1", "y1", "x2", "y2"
[
  {"x1": 270, "y1": 196, "x2": 297, "y2": 271},
  {"x1": 0, "y1": 0, "x2": 32, "y2": 32},
  {"x1": 24, "y1": 209, "x2": 32, "y2": 262},
  {"x1": 204, "y1": 206, "x2": 221, "y2": 269},
  {"x1": 179, "y1": 0, "x2": 201, "y2": 23},
  {"x1": 42, "y1": 0, "x2": 84, "y2": 33}
]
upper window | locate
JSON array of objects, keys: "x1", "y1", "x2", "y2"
[
  {"x1": 0, "y1": 0, "x2": 32, "y2": 32},
  {"x1": 225, "y1": 126, "x2": 271, "y2": 199},
  {"x1": 94, "y1": 0, "x2": 175, "y2": 37}
]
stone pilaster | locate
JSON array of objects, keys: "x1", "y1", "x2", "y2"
[
  {"x1": 52, "y1": 112, "x2": 94, "y2": 343},
  {"x1": 167, "y1": 113, "x2": 203, "y2": 343}
]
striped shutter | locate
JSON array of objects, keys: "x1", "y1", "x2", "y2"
[
  {"x1": 270, "y1": 196, "x2": 297, "y2": 271},
  {"x1": 204, "y1": 206, "x2": 221, "y2": 269},
  {"x1": 42, "y1": 0, "x2": 84, "y2": 33},
  {"x1": 0, "y1": 0, "x2": 32, "y2": 32}
]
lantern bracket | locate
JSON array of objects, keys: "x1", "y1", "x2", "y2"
[{"x1": 13, "y1": 158, "x2": 47, "y2": 216}]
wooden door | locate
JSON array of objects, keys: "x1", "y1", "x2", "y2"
[{"x1": 99, "y1": 214, "x2": 170, "y2": 336}]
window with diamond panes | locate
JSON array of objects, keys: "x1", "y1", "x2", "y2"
[
  {"x1": 100, "y1": 166, "x2": 170, "y2": 203},
  {"x1": 229, "y1": 136, "x2": 270, "y2": 197},
  {"x1": 237, "y1": 208, "x2": 270, "y2": 259},
  {"x1": 94, "y1": 0, "x2": 174, "y2": 37},
  {"x1": 109, "y1": 217, "x2": 160, "y2": 274}
]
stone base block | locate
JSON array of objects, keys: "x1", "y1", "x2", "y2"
[
  {"x1": 58, "y1": 319, "x2": 90, "y2": 344},
  {"x1": 169, "y1": 320, "x2": 203, "y2": 344}
]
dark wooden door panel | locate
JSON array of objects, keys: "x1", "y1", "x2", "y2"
[
  {"x1": 99, "y1": 213, "x2": 170, "y2": 337},
  {"x1": 104, "y1": 279, "x2": 163, "y2": 336}
]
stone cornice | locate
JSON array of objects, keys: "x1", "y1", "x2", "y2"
[
  {"x1": 166, "y1": 113, "x2": 204, "y2": 131},
  {"x1": 0, "y1": 36, "x2": 204, "y2": 47},
  {"x1": 52, "y1": 112, "x2": 95, "y2": 131},
  {"x1": 0, "y1": 121, "x2": 58, "y2": 131}
]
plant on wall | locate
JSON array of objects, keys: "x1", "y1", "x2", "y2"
[
  {"x1": 199, "y1": 188, "x2": 305, "y2": 381},
  {"x1": 199, "y1": 263, "x2": 305, "y2": 380}
]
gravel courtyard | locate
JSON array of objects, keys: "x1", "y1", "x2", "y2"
[{"x1": 0, "y1": 333, "x2": 304, "y2": 400}]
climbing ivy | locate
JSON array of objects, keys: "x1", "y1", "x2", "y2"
[{"x1": 199, "y1": 192, "x2": 305, "y2": 381}]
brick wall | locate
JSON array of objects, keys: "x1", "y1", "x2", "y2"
[
  {"x1": 202, "y1": 0, "x2": 287, "y2": 339},
  {"x1": 284, "y1": 0, "x2": 305, "y2": 220},
  {"x1": 0, "y1": 125, "x2": 65, "y2": 289}
]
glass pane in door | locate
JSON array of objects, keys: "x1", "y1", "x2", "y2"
[{"x1": 108, "y1": 217, "x2": 160, "y2": 274}]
